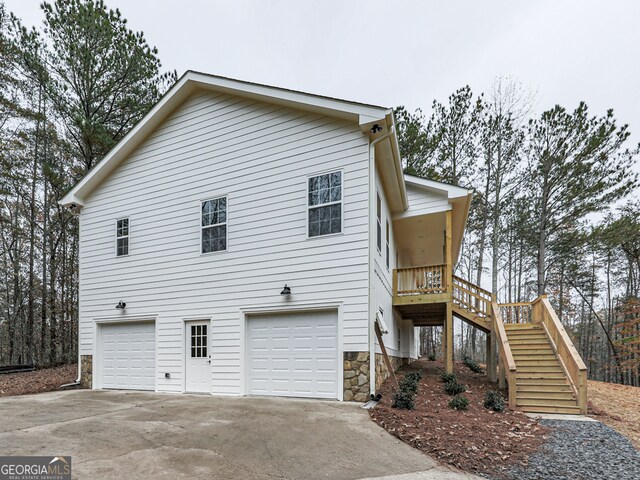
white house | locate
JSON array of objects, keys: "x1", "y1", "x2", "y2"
[{"x1": 61, "y1": 71, "x2": 472, "y2": 402}]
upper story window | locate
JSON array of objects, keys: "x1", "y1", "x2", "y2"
[
  {"x1": 308, "y1": 171, "x2": 342, "y2": 237},
  {"x1": 202, "y1": 197, "x2": 227, "y2": 253},
  {"x1": 116, "y1": 218, "x2": 129, "y2": 257},
  {"x1": 376, "y1": 193, "x2": 382, "y2": 253},
  {"x1": 385, "y1": 220, "x2": 390, "y2": 269}
]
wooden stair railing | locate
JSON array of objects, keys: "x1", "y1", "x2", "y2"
[
  {"x1": 394, "y1": 264, "x2": 447, "y2": 295},
  {"x1": 452, "y1": 275, "x2": 492, "y2": 319},
  {"x1": 491, "y1": 300, "x2": 517, "y2": 409},
  {"x1": 498, "y1": 302, "x2": 533, "y2": 324},
  {"x1": 532, "y1": 296, "x2": 588, "y2": 414}
]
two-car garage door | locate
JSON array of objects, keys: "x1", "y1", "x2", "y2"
[
  {"x1": 100, "y1": 322, "x2": 155, "y2": 390},
  {"x1": 247, "y1": 310, "x2": 339, "y2": 399}
]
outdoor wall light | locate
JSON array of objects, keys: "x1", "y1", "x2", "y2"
[
  {"x1": 115, "y1": 301, "x2": 126, "y2": 309},
  {"x1": 280, "y1": 284, "x2": 291, "y2": 295},
  {"x1": 370, "y1": 124, "x2": 382, "y2": 134}
]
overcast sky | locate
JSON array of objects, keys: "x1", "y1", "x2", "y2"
[{"x1": 6, "y1": 0, "x2": 640, "y2": 148}]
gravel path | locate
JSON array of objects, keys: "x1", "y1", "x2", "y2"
[{"x1": 505, "y1": 419, "x2": 640, "y2": 480}]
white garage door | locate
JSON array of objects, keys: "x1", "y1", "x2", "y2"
[
  {"x1": 247, "y1": 310, "x2": 339, "y2": 399},
  {"x1": 100, "y1": 322, "x2": 155, "y2": 390}
]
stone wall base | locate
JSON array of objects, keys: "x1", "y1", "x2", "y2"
[
  {"x1": 80, "y1": 355, "x2": 93, "y2": 389},
  {"x1": 374, "y1": 353, "x2": 410, "y2": 391},
  {"x1": 343, "y1": 352, "x2": 370, "y2": 402}
]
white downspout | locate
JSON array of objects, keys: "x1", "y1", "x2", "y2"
[{"x1": 368, "y1": 124, "x2": 394, "y2": 396}]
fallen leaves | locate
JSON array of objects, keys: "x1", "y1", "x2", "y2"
[
  {"x1": 0, "y1": 364, "x2": 77, "y2": 397},
  {"x1": 588, "y1": 379, "x2": 640, "y2": 450}
]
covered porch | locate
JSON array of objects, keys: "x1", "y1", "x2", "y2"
[{"x1": 390, "y1": 181, "x2": 495, "y2": 375}]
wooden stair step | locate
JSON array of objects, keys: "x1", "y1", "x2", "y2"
[
  {"x1": 509, "y1": 341, "x2": 551, "y2": 348},
  {"x1": 517, "y1": 391, "x2": 576, "y2": 400},
  {"x1": 517, "y1": 384, "x2": 573, "y2": 392},
  {"x1": 517, "y1": 405, "x2": 582, "y2": 415},
  {"x1": 507, "y1": 338, "x2": 550, "y2": 348},
  {"x1": 516, "y1": 366, "x2": 564, "y2": 373},
  {"x1": 516, "y1": 372, "x2": 567, "y2": 380},
  {"x1": 505, "y1": 330, "x2": 545, "y2": 335},
  {"x1": 512, "y1": 354, "x2": 558, "y2": 361},
  {"x1": 517, "y1": 398, "x2": 578, "y2": 407},
  {"x1": 504, "y1": 323, "x2": 537, "y2": 329},
  {"x1": 516, "y1": 377, "x2": 569, "y2": 385},
  {"x1": 506, "y1": 333, "x2": 548, "y2": 339},
  {"x1": 514, "y1": 360, "x2": 562, "y2": 367}
]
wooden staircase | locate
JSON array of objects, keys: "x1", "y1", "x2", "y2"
[
  {"x1": 505, "y1": 323, "x2": 582, "y2": 414},
  {"x1": 393, "y1": 265, "x2": 588, "y2": 414}
]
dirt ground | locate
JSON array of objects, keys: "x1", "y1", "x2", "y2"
[
  {"x1": 370, "y1": 360, "x2": 548, "y2": 478},
  {"x1": 0, "y1": 364, "x2": 77, "y2": 397},
  {"x1": 588, "y1": 379, "x2": 640, "y2": 450}
]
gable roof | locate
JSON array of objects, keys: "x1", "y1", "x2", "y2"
[
  {"x1": 60, "y1": 70, "x2": 395, "y2": 208},
  {"x1": 403, "y1": 174, "x2": 471, "y2": 199}
]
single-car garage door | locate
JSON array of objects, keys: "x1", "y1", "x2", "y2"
[
  {"x1": 247, "y1": 310, "x2": 339, "y2": 399},
  {"x1": 100, "y1": 322, "x2": 155, "y2": 390}
]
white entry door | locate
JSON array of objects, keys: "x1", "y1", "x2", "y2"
[
  {"x1": 185, "y1": 321, "x2": 211, "y2": 393},
  {"x1": 247, "y1": 310, "x2": 339, "y2": 399}
]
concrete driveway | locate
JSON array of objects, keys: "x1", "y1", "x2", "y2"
[{"x1": 0, "y1": 390, "x2": 478, "y2": 480}]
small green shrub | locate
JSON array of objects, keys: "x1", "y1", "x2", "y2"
[
  {"x1": 405, "y1": 371, "x2": 422, "y2": 383},
  {"x1": 399, "y1": 379, "x2": 418, "y2": 395},
  {"x1": 392, "y1": 391, "x2": 415, "y2": 410},
  {"x1": 444, "y1": 381, "x2": 467, "y2": 396},
  {"x1": 427, "y1": 354, "x2": 436, "y2": 361},
  {"x1": 449, "y1": 394, "x2": 469, "y2": 410},
  {"x1": 440, "y1": 372, "x2": 456, "y2": 384},
  {"x1": 463, "y1": 356, "x2": 483, "y2": 374},
  {"x1": 483, "y1": 390, "x2": 505, "y2": 412}
]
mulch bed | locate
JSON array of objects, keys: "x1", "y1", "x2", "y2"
[
  {"x1": 0, "y1": 364, "x2": 78, "y2": 397},
  {"x1": 370, "y1": 359, "x2": 549, "y2": 478}
]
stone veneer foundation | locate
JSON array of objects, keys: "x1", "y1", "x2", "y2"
[
  {"x1": 343, "y1": 352, "x2": 370, "y2": 402},
  {"x1": 343, "y1": 352, "x2": 412, "y2": 401},
  {"x1": 374, "y1": 353, "x2": 409, "y2": 391},
  {"x1": 80, "y1": 354, "x2": 92, "y2": 389}
]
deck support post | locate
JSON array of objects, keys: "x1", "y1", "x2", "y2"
[
  {"x1": 444, "y1": 210, "x2": 453, "y2": 374},
  {"x1": 487, "y1": 331, "x2": 497, "y2": 382},
  {"x1": 498, "y1": 356, "x2": 506, "y2": 389},
  {"x1": 445, "y1": 302, "x2": 453, "y2": 373}
]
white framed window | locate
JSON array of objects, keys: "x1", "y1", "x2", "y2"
[
  {"x1": 201, "y1": 196, "x2": 227, "y2": 254},
  {"x1": 376, "y1": 193, "x2": 382, "y2": 253},
  {"x1": 385, "y1": 220, "x2": 390, "y2": 270},
  {"x1": 115, "y1": 218, "x2": 129, "y2": 257},
  {"x1": 308, "y1": 171, "x2": 342, "y2": 237}
]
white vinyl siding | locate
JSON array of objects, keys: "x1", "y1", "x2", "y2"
[{"x1": 78, "y1": 90, "x2": 370, "y2": 395}]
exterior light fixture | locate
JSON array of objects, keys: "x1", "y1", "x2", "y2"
[
  {"x1": 280, "y1": 284, "x2": 291, "y2": 295},
  {"x1": 370, "y1": 124, "x2": 382, "y2": 134},
  {"x1": 116, "y1": 301, "x2": 126, "y2": 309}
]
